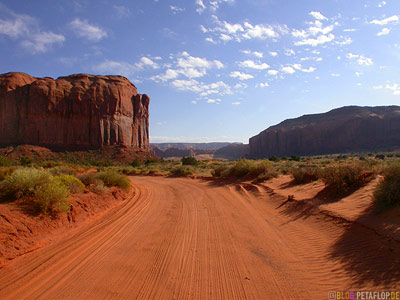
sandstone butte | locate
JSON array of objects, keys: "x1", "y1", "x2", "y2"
[
  {"x1": 249, "y1": 105, "x2": 400, "y2": 158},
  {"x1": 0, "y1": 72, "x2": 150, "y2": 151}
]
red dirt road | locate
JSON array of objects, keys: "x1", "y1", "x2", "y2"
[{"x1": 0, "y1": 176, "x2": 399, "y2": 299}]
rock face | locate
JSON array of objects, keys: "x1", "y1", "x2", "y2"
[
  {"x1": 249, "y1": 106, "x2": 400, "y2": 158},
  {"x1": 0, "y1": 72, "x2": 150, "y2": 150}
]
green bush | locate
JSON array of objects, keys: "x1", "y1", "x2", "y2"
[
  {"x1": 145, "y1": 158, "x2": 158, "y2": 165},
  {"x1": 19, "y1": 156, "x2": 33, "y2": 166},
  {"x1": 268, "y1": 156, "x2": 279, "y2": 162},
  {"x1": 291, "y1": 166, "x2": 319, "y2": 184},
  {"x1": 0, "y1": 167, "x2": 16, "y2": 181},
  {"x1": 130, "y1": 159, "x2": 141, "y2": 167},
  {"x1": 375, "y1": 154, "x2": 385, "y2": 160},
  {"x1": 0, "y1": 156, "x2": 12, "y2": 166},
  {"x1": 0, "y1": 168, "x2": 52, "y2": 200},
  {"x1": 171, "y1": 166, "x2": 195, "y2": 177},
  {"x1": 55, "y1": 175, "x2": 85, "y2": 194},
  {"x1": 40, "y1": 160, "x2": 63, "y2": 168},
  {"x1": 319, "y1": 164, "x2": 373, "y2": 195},
  {"x1": 374, "y1": 163, "x2": 400, "y2": 211},
  {"x1": 212, "y1": 160, "x2": 277, "y2": 181},
  {"x1": 181, "y1": 156, "x2": 198, "y2": 166},
  {"x1": 33, "y1": 180, "x2": 70, "y2": 214},
  {"x1": 78, "y1": 173, "x2": 100, "y2": 186},
  {"x1": 290, "y1": 155, "x2": 301, "y2": 162},
  {"x1": 49, "y1": 166, "x2": 77, "y2": 176},
  {"x1": 95, "y1": 169, "x2": 130, "y2": 190},
  {"x1": 0, "y1": 168, "x2": 70, "y2": 214}
]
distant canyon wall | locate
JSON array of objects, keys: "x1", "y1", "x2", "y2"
[
  {"x1": 249, "y1": 106, "x2": 400, "y2": 158},
  {"x1": 0, "y1": 72, "x2": 150, "y2": 150}
]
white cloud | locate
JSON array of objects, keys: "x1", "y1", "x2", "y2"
[
  {"x1": 268, "y1": 70, "x2": 279, "y2": 76},
  {"x1": 69, "y1": 18, "x2": 107, "y2": 41},
  {"x1": 292, "y1": 29, "x2": 309, "y2": 38},
  {"x1": 377, "y1": 27, "x2": 391, "y2": 36},
  {"x1": 170, "y1": 5, "x2": 185, "y2": 14},
  {"x1": 239, "y1": 60, "x2": 270, "y2": 70},
  {"x1": 0, "y1": 5, "x2": 64, "y2": 53},
  {"x1": 284, "y1": 49, "x2": 295, "y2": 56},
  {"x1": 295, "y1": 33, "x2": 335, "y2": 47},
  {"x1": 230, "y1": 71, "x2": 254, "y2": 80},
  {"x1": 355, "y1": 72, "x2": 363, "y2": 77},
  {"x1": 205, "y1": 37, "x2": 216, "y2": 43},
  {"x1": 232, "y1": 101, "x2": 241, "y2": 105},
  {"x1": 378, "y1": 1, "x2": 387, "y2": 7},
  {"x1": 292, "y1": 64, "x2": 316, "y2": 73},
  {"x1": 170, "y1": 79, "x2": 232, "y2": 96},
  {"x1": 196, "y1": 0, "x2": 206, "y2": 14},
  {"x1": 309, "y1": 11, "x2": 328, "y2": 21},
  {"x1": 136, "y1": 57, "x2": 159, "y2": 69},
  {"x1": 343, "y1": 28, "x2": 357, "y2": 32},
  {"x1": 269, "y1": 51, "x2": 278, "y2": 57},
  {"x1": 370, "y1": 15, "x2": 399, "y2": 26},
  {"x1": 151, "y1": 69, "x2": 179, "y2": 82},
  {"x1": 281, "y1": 66, "x2": 295, "y2": 74},
  {"x1": 331, "y1": 73, "x2": 341, "y2": 77},
  {"x1": 177, "y1": 52, "x2": 224, "y2": 69},
  {"x1": 113, "y1": 5, "x2": 131, "y2": 19},
  {"x1": 346, "y1": 53, "x2": 373, "y2": 66},
  {"x1": 242, "y1": 50, "x2": 263, "y2": 58},
  {"x1": 373, "y1": 82, "x2": 400, "y2": 95},
  {"x1": 21, "y1": 31, "x2": 65, "y2": 53},
  {"x1": 93, "y1": 60, "x2": 137, "y2": 77},
  {"x1": 259, "y1": 82, "x2": 269, "y2": 88},
  {"x1": 204, "y1": 16, "x2": 286, "y2": 43}
]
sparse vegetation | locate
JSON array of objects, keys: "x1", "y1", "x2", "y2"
[
  {"x1": 94, "y1": 169, "x2": 131, "y2": 190},
  {"x1": 0, "y1": 168, "x2": 71, "y2": 213},
  {"x1": 318, "y1": 163, "x2": 373, "y2": 195},
  {"x1": 291, "y1": 166, "x2": 319, "y2": 184},
  {"x1": 0, "y1": 156, "x2": 12, "y2": 166},
  {"x1": 55, "y1": 175, "x2": 85, "y2": 194},
  {"x1": 171, "y1": 166, "x2": 195, "y2": 177},
  {"x1": 212, "y1": 159, "x2": 277, "y2": 181},
  {"x1": 374, "y1": 163, "x2": 400, "y2": 212}
]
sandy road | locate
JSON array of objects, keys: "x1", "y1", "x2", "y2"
[{"x1": 0, "y1": 176, "x2": 399, "y2": 300}]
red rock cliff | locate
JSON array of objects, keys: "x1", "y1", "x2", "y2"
[
  {"x1": 249, "y1": 106, "x2": 400, "y2": 158},
  {"x1": 0, "y1": 72, "x2": 150, "y2": 150}
]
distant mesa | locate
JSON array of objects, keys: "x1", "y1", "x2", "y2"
[
  {"x1": 249, "y1": 105, "x2": 400, "y2": 158},
  {"x1": 151, "y1": 142, "x2": 248, "y2": 160},
  {"x1": 0, "y1": 72, "x2": 150, "y2": 151}
]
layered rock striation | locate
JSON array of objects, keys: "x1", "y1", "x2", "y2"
[
  {"x1": 249, "y1": 106, "x2": 400, "y2": 158},
  {"x1": 0, "y1": 72, "x2": 150, "y2": 150}
]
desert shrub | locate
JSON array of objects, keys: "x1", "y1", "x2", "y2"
[
  {"x1": 248, "y1": 160, "x2": 278, "y2": 181},
  {"x1": 181, "y1": 156, "x2": 198, "y2": 166},
  {"x1": 375, "y1": 154, "x2": 385, "y2": 160},
  {"x1": 269, "y1": 156, "x2": 279, "y2": 162},
  {"x1": 55, "y1": 175, "x2": 85, "y2": 194},
  {"x1": 212, "y1": 164, "x2": 230, "y2": 177},
  {"x1": 212, "y1": 160, "x2": 277, "y2": 180},
  {"x1": 49, "y1": 166, "x2": 77, "y2": 176},
  {"x1": 145, "y1": 158, "x2": 158, "y2": 165},
  {"x1": 290, "y1": 155, "x2": 300, "y2": 162},
  {"x1": 40, "y1": 160, "x2": 63, "y2": 168},
  {"x1": 319, "y1": 164, "x2": 373, "y2": 195},
  {"x1": 0, "y1": 168, "x2": 70, "y2": 213},
  {"x1": 0, "y1": 167, "x2": 16, "y2": 181},
  {"x1": 374, "y1": 163, "x2": 400, "y2": 211},
  {"x1": 0, "y1": 168, "x2": 52, "y2": 200},
  {"x1": 0, "y1": 156, "x2": 12, "y2": 166},
  {"x1": 291, "y1": 166, "x2": 320, "y2": 184},
  {"x1": 95, "y1": 169, "x2": 130, "y2": 190},
  {"x1": 19, "y1": 156, "x2": 33, "y2": 166},
  {"x1": 33, "y1": 180, "x2": 70, "y2": 214},
  {"x1": 130, "y1": 159, "x2": 141, "y2": 167},
  {"x1": 78, "y1": 173, "x2": 99, "y2": 186},
  {"x1": 171, "y1": 166, "x2": 195, "y2": 177}
]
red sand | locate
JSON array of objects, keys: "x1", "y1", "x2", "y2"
[{"x1": 0, "y1": 176, "x2": 399, "y2": 299}]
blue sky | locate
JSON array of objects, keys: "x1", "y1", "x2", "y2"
[{"x1": 0, "y1": 0, "x2": 399, "y2": 143}]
